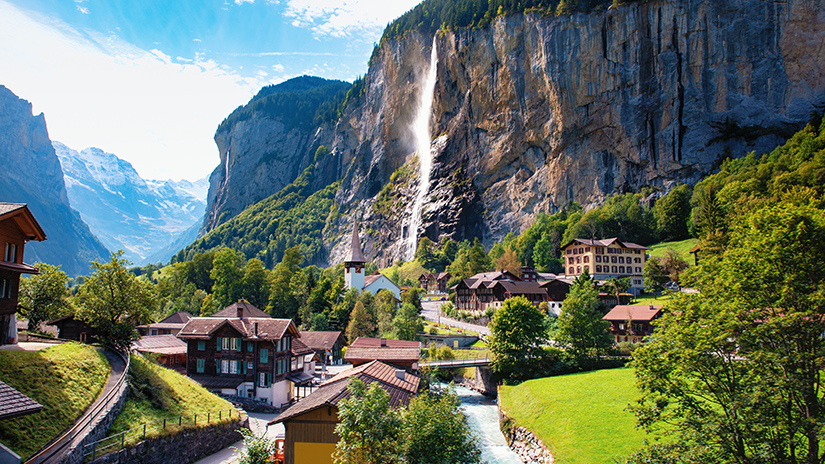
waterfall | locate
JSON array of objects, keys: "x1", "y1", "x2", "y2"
[{"x1": 405, "y1": 36, "x2": 438, "y2": 261}]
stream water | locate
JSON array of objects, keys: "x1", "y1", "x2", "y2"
[{"x1": 450, "y1": 384, "x2": 524, "y2": 464}]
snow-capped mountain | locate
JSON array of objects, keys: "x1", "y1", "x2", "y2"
[{"x1": 54, "y1": 141, "x2": 208, "y2": 265}]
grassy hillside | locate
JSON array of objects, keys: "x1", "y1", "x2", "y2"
[
  {"x1": 107, "y1": 354, "x2": 238, "y2": 446},
  {"x1": 648, "y1": 238, "x2": 698, "y2": 263},
  {"x1": 0, "y1": 343, "x2": 109, "y2": 458},
  {"x1": 499, "y1": 368, "x2": 653, "y2": 464}
]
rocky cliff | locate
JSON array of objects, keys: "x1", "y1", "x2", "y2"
[
  {"x1": 200, "y1": 0, "x2": 825, "y2": 268},
  {"x1": 0, "y1": 85, "x2": 109, "y2": 276},
  {"x1": 324, "y1": 0, "x2": 825, "y2": 265}
]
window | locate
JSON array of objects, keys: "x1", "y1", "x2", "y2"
[
  {"x1": 583, "y1": 256, "x2": 589, "y2": 263},
  {"x1": 0, "y1": 279, "x2": 6, "y2": 299},
  {"x1": 291, "y1": 357, "x2": 297, "y2": 371},
  {"x1": 197, "y1": 341, "x2": 205, "y2": 351},
  {"x1": 618, "y1": 256, "x2": 624, "y2": 264},
  {"x1": 619, "y1": 323, "x2": 625, "y2": 330},
  {"x1": 4, "y1": 243, "x2": 16, "y2": 262},
  {"x1": 612, "y1": 266, "x2": 617, "y2": 273},
  {"x1": 196, "y1": 358, "x2": 205, "y2": 373},
  {"x1": 596, "y1": 265, "x2": 602, "y2": 272},
  {"x1": 248, "y1": 361, "x2": 254, "y2": 372},
  {"x1": 222, "y1": 360, "x2": 229, "y2": 374},
  {"x1": 576, "y1": 266, "x2": 581, "y2": 273},
  {"x1": 298, "y1": 357, "x2": 304, "y2": 370},
  {"x1": 260, "y1": 348, "x2": 268, "y2": 363},
  {"x1": 636, "y1": 267, "x2": 641, "y2": 273},
  {"x1": 229, "y1": 360, "x2": 238, "y2": 374},
  {"x1": 568, "y1": 267, "x2": 574, "y2": 274},
  {"x1": 230, "y1": 338, "x2": 238, "y2": 351},
  {"x1": 259, "y1": 372, "x2": 266, "y2": 388},
  {"x1": 247, "y1": 342, "x2": 253, "y2": 352},
  {"x1": 619, "y1": 266, "x2": 625, "y2": 273},
  {"x1": 611, "y1": 256, "x2": 617, "y2": 263},
  {"x1": 222, "y1": 337, "x2": 231, "y2": 350},
  {"x1": 596, "y1": 255, "x2": 601, "y2": 263},
  {"x1": 576, "y1": 256, "x2": 581, "y2": 264}
]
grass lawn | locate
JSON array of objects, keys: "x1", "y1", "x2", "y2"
[
  {"x1": 499, "y1": 368, "x2": 655, "y2": 464},
  {"x1": 0, "y1": 343, "x2": 110, "y2": 459},
  {"x1": 106, "y1": 354, "x2": 238, "y2": 448},
  {"x1": 648, "y1": 238, "x2": 698, "y2": 263},
  {"x1": 632, "y1": 293, "x2": 673, "y2": 306},
  {"x1": 379, "y1": 260, "x2": 428, "y2": 283}
]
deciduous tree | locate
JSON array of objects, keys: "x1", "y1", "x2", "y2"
[
  {"x1": 333, "y1": 379, "x2": 402, "y2": 464},
  {"x1": 555, "y1": 270, "x2": 612, "y2": 360},
  {"x1": 489, "y1": 296, "x2": 547, "y2": 382},
  {"x1": 19, "y1": 263, "x2": 70, "y2": 331},
  {"x1": 402, "y1": 388, "x2": 481, "y2": 464}
]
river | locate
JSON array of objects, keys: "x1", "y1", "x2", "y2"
[{"x1": 450, "y1": 384, "x2": 523, "y2": 464}]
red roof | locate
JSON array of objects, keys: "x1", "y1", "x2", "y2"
[
  {"x1": 211, "y1": 300, "x2": 270, "y2": 318},
  {"x1": 0, "y1": 381, "x2": 43, "y2": 420},
  {"x1": 269, "y1": 360, "x2": 419, "y2": 425},
  {"x1": 299, "y1": 331, "x2": 345, "y2": 351},
  {"x1": 603, "y1": 305, "x2": 663, "y2": 323},
  {"x1": 350, "y1": 337, "x2": 420, "y2": 348},
  {"x1": 177, "y1": 317, "x2": 297, "y2": 341},
  {"x1": 561, "y1": 237, "x2": 650, "y2": 251}
]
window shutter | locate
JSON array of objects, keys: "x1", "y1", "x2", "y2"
[
  {"x1": 216, "y1": 337, "x2": 222, "y2": 351},
  {"x1": 241, "y1": 360, "x2": 246, "y2": 374},
  {"x1": 236, "y1": 338, "x2": 242, "y2": 351},
  {"x1": 216, "y1": 360, "x2": 221, "y2": 373}
]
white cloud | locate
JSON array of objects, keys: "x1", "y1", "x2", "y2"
[
  {"x1": 283, "y1": 0, "x2": 419, "y2": 38},
  {"x1": 0, "y1": 1, "x2": 261, "y2": 181},
  {"x1": 234, "y1": 0, "x2": 255, "y2": 4}
]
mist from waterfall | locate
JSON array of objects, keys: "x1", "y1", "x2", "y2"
[{"x1": 404, "y1": 36, "x2": 438, "y2": 262}]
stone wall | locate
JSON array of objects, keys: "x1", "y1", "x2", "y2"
[
  {"x1": 498, "y1": 385, "x2": 554, "y2": 463},
  {"x1": 87, "y1": 417, "x2": 248, "y2": 464}
]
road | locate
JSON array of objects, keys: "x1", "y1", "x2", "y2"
[
  {"x1": 420, "y1": 300, "x2": 490, "y2": 336},
  {"x1": 192, "y1": 412, "x2": 284, "y2": 464}
]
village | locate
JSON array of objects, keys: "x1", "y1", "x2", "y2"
[{"x1": 0, "y1": 203, "x2": 679, "y2": 464}]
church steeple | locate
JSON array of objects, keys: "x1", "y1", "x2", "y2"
[{"x1": 344, "y1": 221, "x2": 365, "y2": 291}]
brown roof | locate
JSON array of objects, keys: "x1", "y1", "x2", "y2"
[
  {"x1": 562, "y1": 237, "x2": 650, "y2": 251},
  {"x1": 290, "y1": 338, "x2": 314, "y2": 356},
  {"x1": 492, "y1": 280, "x2": 548, "y2": 295},
  {"x1": 133, "y1": 335, "x2": 188, "y2": 355},
  {"x1": 270, "y1": 360, "x2": 419, "y2": 425},
  {"x1": 344, "y1": 346, "x2": 421, "y2": 364},
  {"x1": 212, "y1": 300, "x2": 271, "y2": 318},
  {"x1": 160, "y1": 311, "x2": 193, "y2": 324},
  {"x1": 177, "y1": 317, "x2": 297, "y2": 341},
  {"x1": 188, "y1": 375, "x2": 245, "y2": 390},
  {"x1": 603, "y1": 305, "x2": 664, "y2": 323},
  {"x1": 350, "y1": 337, "x2": 420, "y2": 348},
  {"x1": 0, "y1": 203, "x2": 46, "y2": 242},
  {"x1": 346, "y1": 221, "x2": 366, "y2": 263},
  {"x1": 299, "y1": 331, "x2": 345, "y2": 351},
  {"x1": 0, "y1": 260, "x2": 39, "y2": 274},
  {"x1": 0, "y1": 381, "x2": 43, "y2": 420}
]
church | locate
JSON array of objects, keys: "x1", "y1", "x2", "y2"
[{"x1": 343, "y1": 222, "x2": 400, "y2": 300}]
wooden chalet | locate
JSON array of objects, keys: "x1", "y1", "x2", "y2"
[
  {"x1": 47, "y1": 314, "x2": 98, "y2": 343},
  {"x1": 269, "y1": 360, "x2": 420, "y2": 464},
  {"x1": 452, "y1": 270, "x2": 549, "y2": 315},
  {"x1": 418, "y1": 272, "x2": 451, "y2": 294},
  {"x1": 298, "y1": 331, "x2": 346, "y2": 365},
  {"x1": 602, "y1": 304, "x2": 663, "y2": 344},
  {"x1": 343, "y1": 337, "x2": 421, "y2": 370},
  {"x1": 137, "y1": 311, "x2": 192, "y2": 336},
  {"x1": 0, "y1": 204, "x2": 46, "y2": 345},
  {"x1": 540, "y1": 277, "x2": 572, "y2": 316},
  {"x1": 177, "y1": 300, "x2": 314, "y2": 408},
  {"x1": 132, "y1": 334, "x2": 188, "y2": 371}
]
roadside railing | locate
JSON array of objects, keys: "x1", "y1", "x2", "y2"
[
  {"x1": 25, "y1": 349, "x2": 130, "y2": 464},
  {"x1": 420, "y1": 356, "x2": 491, "y2": 368},
  {"x1": 81, "y1": 409, "x2": 241, "y2": 462}
]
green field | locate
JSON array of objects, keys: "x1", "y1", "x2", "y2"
[
  {"x1": 106, "y1": 354, "x2": 238, "y2": 447},
  {"x1": 0, "y1": 343, "x2": 110, "y2": 459},
  {"x1": 499, "y1": 368, "x2": 655, "y2": 464},
  {"x1": 632, "y1": 293, "x2": 673, "y2": 306},
  {"x1": 648, "y1": 238, "x2": 698, "y2": 263}
]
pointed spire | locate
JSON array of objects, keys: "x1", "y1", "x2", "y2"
[{"x1": 347, "y1": 220, "x2": 366, "y2": 263}]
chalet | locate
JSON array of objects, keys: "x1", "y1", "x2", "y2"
[
  {"x1": 269, "y1": 360, "x2": 420, "y2": 464},
  {"x1": 453, "y1": 270, "x2": 548, "y2": 315},
  {"x1": 132, "y1": 335, "x2": 188, "y2": 371},
  {"x1": 540, "y1": 277, "x2": 572, "y2": 316},
  {"x1": 689, "y1": 242, "x2": 701, "y2": 266},
  {"x1": 177, "y1": 300, "x2": 314, "y2": 408},
  {"x1": 603, "y1": 304, "x2": 663, "y2": 344},
  {"x1": 418, "y1": 272, "x2": 451, "y2": 294},
  {"x1": 343, "y1": 222, "x2": 401, "y2": 300},
  {"x1": 47, "y1": 314, "x2": 98, "y2": 343},
  {"x1": 560, "y1": 238, "x2": 650, "y2": 295},
  {"x1": 299, "y1": 331, "x2": 346, "y2": 365},
  {"x1": 343, "y1": 337, "x2": 421, "y2": 370},
  {"x1": 137, "y1": 311, "x2": 192, "y2": 336},
  {"x1": 0, "y1": 204, "x2": 46, "y2": 346}
]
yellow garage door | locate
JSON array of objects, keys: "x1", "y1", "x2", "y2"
[{"x1": 294, "y1": 442, "x2": 335, "y2": 464}]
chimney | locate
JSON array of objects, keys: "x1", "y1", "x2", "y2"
[
  {"x1": 237, "y1": 305, "x2": 244, "y2": 318},
  {"x1": 380, "y1": 338, "x2": 387, "y2": 347},
  {"x1": 395, "y1": 369, "x2": 405, "y2": 381}
]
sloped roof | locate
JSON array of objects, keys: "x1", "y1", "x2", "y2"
[
  {"x1": 350, "y1": 337, "x2": 420, "y2": 348},
  {"x1": 160, "y1": 311, "x2": 193, "y2": 324},
  {"x1": 291, "y1": 338, "x2": 314, "y2": 356},
  {"x1": 0, "y1": 261, "x2": 39, "y2": 274},
  {"x1": 177, "y1": 317, "x2": 297, "y2": 340},
  {"x1": 0, "y1": 203, "x2": 46, "y2": 242},
  {"x1": 188, "y1": 375, "x2": 245, "y2": 390},
  {"x1": 562, "y1": 237, "x2": 650, "y2": 251},
  {"x1": 0, "y1": 381, "x2": 43, "y2": 420},
  {"x1": 270, "y1": 360, "x2": 419, "y2": 424},
  {"x1": 491, "y1": 280, "x2": 547, "y2": 295},
  {"x1": 346, "y1": 221, "x2": 366, "y2": 263},
  {"x1": 603, "y1": 305, "x2": 663, "y2": 323},
  {"x1": 299, "y1": 331, "x2": 345, "y2": 351},
  {"x1": 469, "y1": 270, "x2": 520, "y2": 281},
  {"x1": 133, "y1": 335, "x2": 187, "y2": 355},
  {"x1": 212, "y1": 300, "x2": 271, "y2": 318},
  {"x1": 344, "y1": 346, "x2": 421, "y2": 364}
]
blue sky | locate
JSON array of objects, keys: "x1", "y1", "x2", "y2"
[{"x1": 0, "y1": 0, "x2": 419, "y2": 181}]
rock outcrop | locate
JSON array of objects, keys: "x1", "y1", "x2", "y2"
[
  {"x1": 0, "y1": 85, "x2": 109, "y2": 275},
  {"x1": 325, "y1": 0, "x2": 825, "y2": 265}
]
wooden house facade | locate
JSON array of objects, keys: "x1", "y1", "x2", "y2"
[
  {"x1": 603, "y1": 304, "x2": 663, "y2": 344},
  {"x1": 0, "y1": 204, "x2": 46, "y2": 345}
]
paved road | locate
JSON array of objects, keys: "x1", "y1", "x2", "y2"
[
  {"x1": 420, "y1": 300, "x2": 490, "y2": 336},
  {"x1": 193, "y1": 412, "x2": 284, "y2": 464}
]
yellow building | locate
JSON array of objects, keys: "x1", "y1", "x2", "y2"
[{"x1": 560, "y1": 238, "x2": 649, "y2": 294}]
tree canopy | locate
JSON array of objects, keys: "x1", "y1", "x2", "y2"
[{"x1": 489, "y1": 296, "x2": 548, "y2": 382}]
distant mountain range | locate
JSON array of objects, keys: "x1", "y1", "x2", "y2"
[
  {"x1": 0, "y1": 85, "x2": 109, "y2": 276},
  {"x1": 54, "y1": 142, "x2": 208, "y2": 265}
]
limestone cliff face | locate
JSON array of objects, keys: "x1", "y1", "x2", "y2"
[
  {"x1": 202, "y1": 112, "x2": 332, "y2": 232},
  {"x1": 325, "y1": 0, "x2": 825, "y2": 266},
  {"x1": 0, "y1": 85, "x2": 109, "y2": 275}
]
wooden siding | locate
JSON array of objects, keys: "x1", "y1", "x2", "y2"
[{"x1": 283, "y1": 407, "x2": 339, "y2": 464}]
